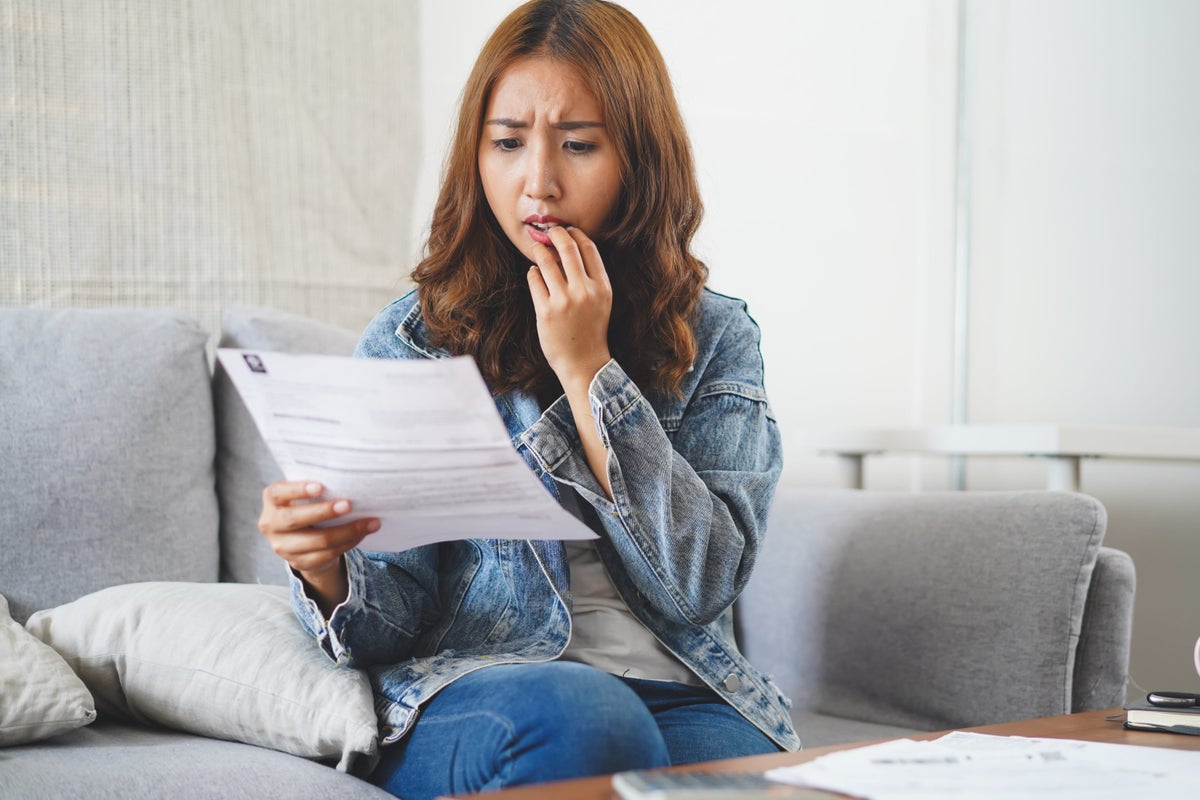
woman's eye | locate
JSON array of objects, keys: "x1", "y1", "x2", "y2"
[
  {"x1": 564, "y1": 140, "x2": 596, "y2": 155},
  {"x1": 492, "y1": 138, "x2": 521, "y2": 152}
]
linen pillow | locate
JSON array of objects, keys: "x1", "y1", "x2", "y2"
[
  {"x1": 25, "y1": 582, "x2": 377, "y2": 772},
  {"x1": 213, "y1": 304, "x2": 360, "y2": 584},
  {"x1": 0, "y1": 593, "x2": 96, "y2": 746}
]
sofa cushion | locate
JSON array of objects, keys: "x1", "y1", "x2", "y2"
[
  {"x1": 789, "y1": 710, "x2": 917, "y2": 749},
  {"x1": 0, "y1": 307, "x2": 219, "y2": 624},
  {"x1": 213, "y1": 305, "x2": 360, "y2": 584},
  {"x1": 0, "y1": 593, "x2": 96, "y2": 746},
  {"x1": 25, "y1": 582, "x2": 378, "y2": 772},
  {"x1": 0, "y1": 721, "x2": 394, "y2": 799}
]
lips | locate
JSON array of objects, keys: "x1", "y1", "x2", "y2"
[{"x1": 524, "y1": 215, "x2": 567, "y2": 246}]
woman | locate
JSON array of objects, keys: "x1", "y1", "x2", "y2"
[{"x1": 258, "y1": 1, "x2": 798, "y2": 796}]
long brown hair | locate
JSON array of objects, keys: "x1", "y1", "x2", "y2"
[{"x1": 413, "y1": 0, "x2": 706, "y2": 398}]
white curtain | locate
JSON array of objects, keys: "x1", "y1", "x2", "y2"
[{"x1": 1, "y1": 0, "x2": 420, "y2": 338}]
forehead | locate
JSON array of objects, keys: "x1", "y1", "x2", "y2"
[{"x1": 485, "y1": 57, "x2": 603, "y2": 120}]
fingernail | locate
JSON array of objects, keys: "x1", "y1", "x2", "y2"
[
  {"x1": 332, "y1": 500, "x2": 350, "y2": 514},
  {"x1": 306, "y1": 482, "x2": 321, "y2": 495},
  {"x1": 366, "y1": 519, "x2": 381, "y2": 533}
]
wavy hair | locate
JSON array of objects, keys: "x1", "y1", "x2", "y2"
[{"x1": 413, "y1": 0, "x2": 706, "y2": 398}]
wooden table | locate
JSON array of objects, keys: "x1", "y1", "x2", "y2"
[{"x1": 461, "y1": 709, "x2": 1200, "y2": 799}]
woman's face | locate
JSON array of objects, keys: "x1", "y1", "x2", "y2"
[{"x1": 478, "y1": 57, "x2": 623, "y2": 264}]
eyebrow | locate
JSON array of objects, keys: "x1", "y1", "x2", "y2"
[{"x1": 484, "y1": 118, "x2": 605, "y2": 131}]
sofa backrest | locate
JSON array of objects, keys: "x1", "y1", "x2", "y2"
[
  {"x1": 212, "y1": 305, "x2": 359, "y2": 584},
  {"x1": 0, "y1": 308, "x2": 219, "y2": 624},
  {"x1": 738, "y1": 486, "x2": 1121, "y2": 731},
  {"x1": 0, "y1": 304, "x2": 364, "y2": 622}
]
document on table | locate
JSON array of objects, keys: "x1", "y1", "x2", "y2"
[
  {"x1": 216, "y1": 349, "x2": 597, "y2": 551},
  {"x1": 765, "y1": 731, "x2": 1200, "y2": 799}
]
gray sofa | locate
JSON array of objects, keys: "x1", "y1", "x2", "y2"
[{"x1": 0, "y1": 305, "x2": 1135, "y2": 799}]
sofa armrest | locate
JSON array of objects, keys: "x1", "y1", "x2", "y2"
[
  {"x1": 738, "y1": 487, "x2": 1113, "y2": 732},
  {"x1": 1072, "y1": 546, "x2": 1135, "y2": 710}
]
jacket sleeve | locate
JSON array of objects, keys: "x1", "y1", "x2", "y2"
[
  {"x1": 289, "y1": 545, "x2": 441, "y2": 668},
  {"x1": 518, "y1": 303, "x2": 782, "y2": 626},
  {"x1": 290, "y1": 293, "x2": 443, "y2": 667}
]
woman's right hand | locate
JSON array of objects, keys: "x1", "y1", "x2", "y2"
[{"x1": 258, "y1": 480, "x2": 380, "y2": 613}]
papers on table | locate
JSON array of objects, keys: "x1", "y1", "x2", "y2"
[
  {"x1": 216, "y1": 349, "x2": 597, "y2": 551},
  {"x1": 765, "y1": 731, "x2": 1200, "y2": 799}
]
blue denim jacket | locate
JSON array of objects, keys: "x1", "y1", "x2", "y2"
[{"x1": 290, "y1": 287, "x2": 800, "y2": 751}]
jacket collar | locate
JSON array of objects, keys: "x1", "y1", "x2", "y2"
[
  {"x1": 395, "y1": 299, "x2": 452, "y2": 359},
  {"x1": 394, "y1": 295, "x2": 545, "y2": 436}
]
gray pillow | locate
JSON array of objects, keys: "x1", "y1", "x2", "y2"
[
  {"x1": 0, "y1": 593, "x2": 96, "y2": 746},
  {"x1": 0, "y1": 307, "x2": 219, "y2": 624},
  {"x1": 214, "y1": 305, "x2": 360, "y2": 584}
]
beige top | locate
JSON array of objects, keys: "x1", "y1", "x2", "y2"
[{"x1": 557, "y1": 487, "x2": 701, "y2": 685}]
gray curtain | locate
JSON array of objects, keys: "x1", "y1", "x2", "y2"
[{"x1": 1, "y1": 0, "x2": 420, "y2": 339}]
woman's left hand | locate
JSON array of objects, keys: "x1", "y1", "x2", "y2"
[{"x1": 526, "y1": 225, "x2": 613, "y2": 392}]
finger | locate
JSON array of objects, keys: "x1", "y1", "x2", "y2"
[
  {"x1": 273, "y1": 525, "x2": 360, "y2": 556},
  {"x1": 273, "y1": 535, "x2": 362, "y2": 574},
  {"x1": 268, "y1": 519, "x2": 380, "y2": 572},
  {"x1": 271, "y1": 518, "x2": 378, "y2": 559},
  {"x1": 547, "y1": 225, "x2": 584, "y2": 275},
  {"x1": 527, "y1": 264, "x2": 549, "y2": 308},
  {"x1": 266, "y1": 497, "x2": 355, "y2": 533},
  {"x1": 263, "y1": 480, "x2": 324, "y2": 507},
  {"x1": 532, "y1": 241, "x2": 568, "y2": 295},
  {"x1": 566, "y1": 227, "x2": 609, "y2": 288},
  {"x1": 278, "y1": 501, "x2": 357, "y2": 532}
]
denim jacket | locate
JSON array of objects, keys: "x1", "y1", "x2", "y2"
[{"x1": 289, "y1": 287, "x2": 800, "y2": 752}]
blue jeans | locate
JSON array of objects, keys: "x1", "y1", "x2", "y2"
[{"x1": 368, "y1": 661, "x2": 779, "y2": 799}]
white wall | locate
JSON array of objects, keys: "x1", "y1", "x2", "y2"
[
  {"x1": 414, "y1": 0, "x2": 960, "y2": 486},
  {"x1": 965, "y1": 0, "x2": 1200, "y2": 694},
  {"x1": 413, "y1": 0, "x2": 1200, "y2": 691}
]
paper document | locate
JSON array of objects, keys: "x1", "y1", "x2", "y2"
[
  {"x1": 216, "y1": 349, "x2": 597, "y2": 551},
  {"x1": 765, "y1": 731, "x2": 1200, "y2": 799}
]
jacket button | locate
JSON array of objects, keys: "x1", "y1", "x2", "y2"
[{"x1": 723, "y1": 674, "x2": 742, "y2": 692}]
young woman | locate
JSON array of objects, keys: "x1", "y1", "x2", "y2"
[{"x1": 258, "y1": 1, "x2": 798, "y2": 796}]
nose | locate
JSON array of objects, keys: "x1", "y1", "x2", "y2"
[{"x1": 523, "y1": 143, "x2": 559, "y2": 200}]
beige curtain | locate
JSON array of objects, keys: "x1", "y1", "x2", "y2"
[{"x1": 1, "y1": 0, "x2": 420, "y2": 339}]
